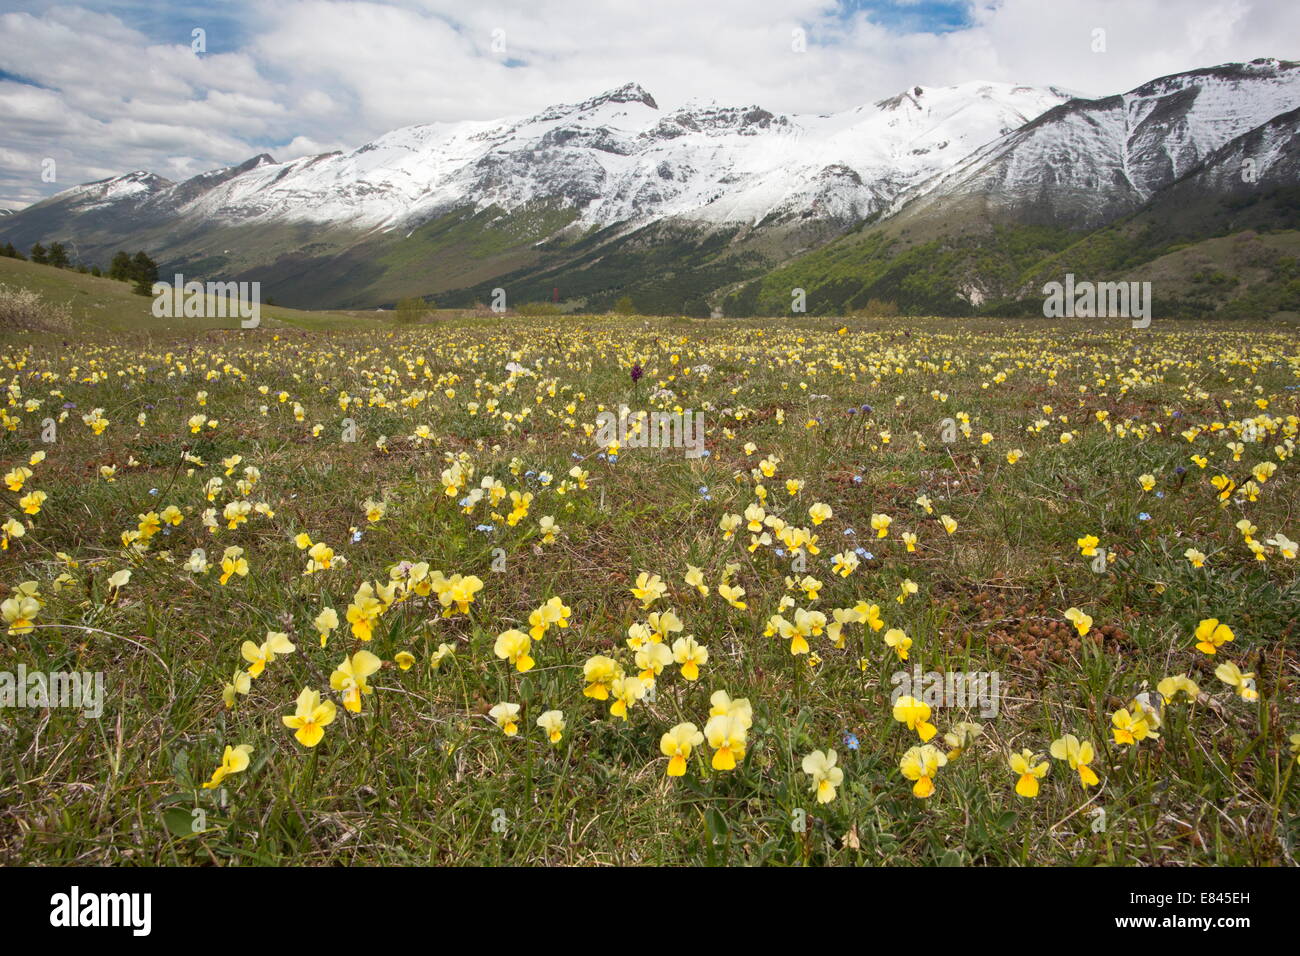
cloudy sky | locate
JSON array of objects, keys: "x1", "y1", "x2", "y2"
[{"x1": 1, "y1": 0, "x2": 1296, "y2": 210}]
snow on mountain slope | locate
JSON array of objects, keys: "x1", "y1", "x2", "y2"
[
  {"x1": 37, "y1": 80, "x2": 1068, "y2": 236},
  {"x1": 685, "y1": 82, "x2": 1070, "y2": 227},
  {"x1": 56, "y1": 171, "x2": 174, "y2": 213},
  {"x1": 888, "y1": 58, "x2": 1300, "y2": 229}
]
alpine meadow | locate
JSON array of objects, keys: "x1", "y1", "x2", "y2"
[{"x1": 0, "y1": 0, "x2": 1298, "y2": 894}]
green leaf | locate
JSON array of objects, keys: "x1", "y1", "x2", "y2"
[{"x1": 161, "y1": 806, "x2": 196, "y2": 839}]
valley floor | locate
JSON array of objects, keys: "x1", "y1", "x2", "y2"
[{"x1": 0, "y1": 314, "x2": 1297, "y2": 865}]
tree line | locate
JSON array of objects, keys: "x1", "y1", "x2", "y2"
[{"x1": 0, "y1": 242, "x2": 160, "y2": 294}]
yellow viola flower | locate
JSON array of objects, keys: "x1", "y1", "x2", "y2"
[
  {"x1": 1184, "y1": 547, "x2": 1207, "y2": 569},
  {"x1": 943, "y1": 721, "x2": 983, "y2": 760},
  {"x1": 1006, "y1": 449, "x2": 1023, "y2": 464},
  {"x1": 1064, "y1": 607, "x2": 1092, "y2": 637},
  {"x1": 808, "y1": 502, "x2": 832, "y2": 525},
  {"x1": 527, "y1": 596, "x2": 572, "y2": 641},
  {"x1": 900, "y1": 744, "x2": 947, "y2": 798},
  {"x1": 18, "y1": 490, "x2": 46, "y2": 515},
  {"x1": 221, "y1": 669, "x2": 251, "y2": 708},
  {"x1": 1009, "y1": 748, "x2": 1049, "y2": 797},
  {"x1": 1266, "y1": 533, "x2": 1297, "y2": 559},
  {"x1": 709, "y1": 690, "x2": 753, "y2": 728},
  {"x1": 796, "y1": 575, "x2": 822, "y2": 601},
  {"x1": 582, "y1": 655, "x2": 623, "y2": 700},
  {"x1": 854, "y1": 601, "x2": 884, "y2": 631},
  {"x1": 660, "y1": 722, "x2": 704, "y2": 776},
  {"x1": 1111, "y1": 707, "x2": 1158, "y2": 746},
  {"x1": 626, "y1": 621, "x2": 653, "y2": 651},
  {"x1": 4, "y1": 467, "x2": 33, "y2": 492},
  {"x1": 718, "y1": 583, "x2": 748, "y2": 609},
  {"x1": 346, "y1": 589, "x2": 383, "y2": 641},
  {"x1": 2, "y1": 595, "x2": 40, "y2": 634},
  {"x1": 939, "y1": 515, "x2": 957, "y2": 535},
  {"x1": 222, "y1": 499, "x2": 251, "y2": 530},
  {"x1": 704, "y1": 712, "x2": 748, "y2": 770},
  {"x1": 394, "y1": 651, "x2": 415, "y2": 671},
  {"x1": 801, "y1": 749, "x2": 844, "y2": 804},
  {"x1": 870, "y1": 513, "x2": 892, "y2": 538},
  {"x1": 136, "y1": 511, "x2": 162, "y2": 540},
  {"x1": 608, "y1": 675, "x2": 646, "y2": 720},
  {"x1": 1138, "y1": 473, "x2": 1156, "y2": 491},
  {"x1": 501, "y1": 489, "x2": 533, "y2": 528},
  {"x1": 893, "y1": 695, "x2": 937, "y2": 742},
  {"x1": 895, "y1": 579, "x2": 918, "y2": 605},
  {"x1": 240, "y1": 631, "x2": 295, "y2": 678},
  {"x1": 201, "y1": 744, "x2": 253, "y2": 790},
  {"x1": 283, "y1": 687, "x2": 337, "y2": 747},
  {"x1": 826, "y1": 607, "x2": 859, "y2": 648},
  {"x1": 430, "y1": 642, "x2": 456, "y2": 670},
  {"x1": 773, "y1": 608, "x2": 824, "y2": 655},
  {"x1": 1214, "y1": 661, "x2": 1257, "y2": 701},
  {"x1": 489, "y1": 701, "x2": 521, "y2": 735},
  {"x1": 537, "y1": 515, "x2": 559, "y2": 544},
  {"x1": 831, "y1": 550, "x2": 859, "y2": 577},
  {"x1": 630, "y1": 571, "x2": 667, "y2": 608},
  {"x1": 1157, "y1": 673, "x2": 1199, "y2": 702},
  {"x1": 645, "y1": 610, "x2": 683, "y2": 643},
  {"x1": 494, "y1": 629, "x2": 535, "y2": 673},
  {"x1": 331, "y1": 649, "x2": 382, "y2": 712},
  {"x1": 537, "y1": 709, "x2": 565, "y2": 744},
  {"x1": 1049, "y1": 734, "x2": 1099, "y2": 787},
  {"x1": 304, "y1": 541, "x2": 335, "y2": 574},
  {"x1": 634, "y1": 641, "x2": 673, "y2": 684},
  {"x1": 684, "y1": 564, "x2": 710, "y2": 596},
  {"x1": 671, "y1": 635, "x2": 708, "y2": 680},
  {"x1": 901, "y1": 531, "x2": 918, "y2": 552},
  {"x1": 883, "y1": 627, "x2": 912, "y2": 661},
  {"x1": 1, "y1": 517, "x2": 25, "y2": 550},
  {"x1": 314, "y1": 607, "x2": 339, "y2": 647},
  {"x1": 219, "y1": 546, "x2": 249, "y2": 586},
  {"x1": 1077, "y1": 534, "x2": 1100, "y2": 557},
  {"x1": 440, "y1": 573, "x2": 483, "y2": 615},
  {"x1": 1193, "y1": 618, "x2": 1234, "y2": 655}
]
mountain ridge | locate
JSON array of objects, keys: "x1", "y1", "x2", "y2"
[{"x1": 1, "y1": 58, "x2": 1297, "y2": 316}]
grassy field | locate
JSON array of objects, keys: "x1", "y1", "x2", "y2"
[{"x1": 0, "y1": 298, "x2": 1297, "y2": 865}]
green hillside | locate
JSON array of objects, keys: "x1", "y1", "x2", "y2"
[
  {"x1": 724, "y1": 199, "x2": 1300, "y2": 320},
  {"x1": 0, "y1": 256, "x2": 380, "y2": 334}
]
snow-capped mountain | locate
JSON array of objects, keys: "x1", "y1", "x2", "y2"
[
  {"x1": 889, "y1": 58, "x2": 1300, "y2": 229},
  {"x1": 1, "y1": 59, "x2": 1296, "y2": 315},
  {"x1": 40, "y1": 80, "x2": 1065, "y2": 235}
]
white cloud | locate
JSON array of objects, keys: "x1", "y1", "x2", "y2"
[{"x1": 1, "y1": 0, "x2": 1296, "y2": 210}]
